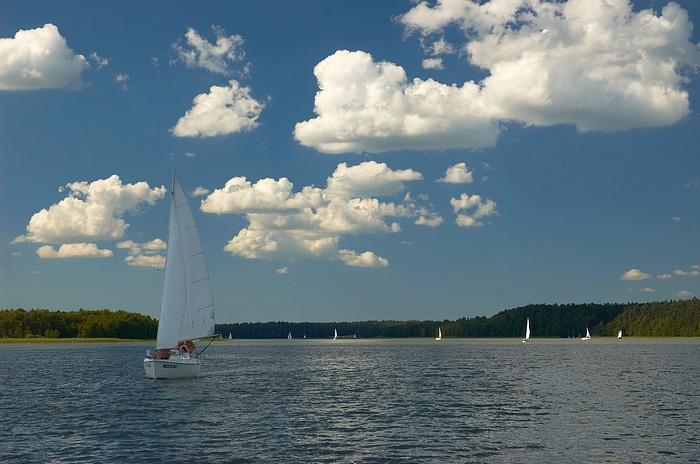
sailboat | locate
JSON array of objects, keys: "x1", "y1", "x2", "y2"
[
  {"x1": 581, "y1": 327, "x2": 591, "y2": 341},
  {"x1": 229, "y1": 332, "x2": 232, "y2": 340},
  {"x1": 522, "y1": 318, "x2": 531, "y2": 343},
  {"x1": 435, "y1": 327, "x2": 442, "y2": 341},
  {"x1": 143, "y1": 174, "x2": 216, "y2": 379},
  {"x1": 333, "y1": 328, "x2": 338, "y2": 340},
  {"x1": 287, "y1": 331, "x2": 292, "y2": 340},
  {"x1": 617, "y1": 329, "x2": 623, "y2": 339}
]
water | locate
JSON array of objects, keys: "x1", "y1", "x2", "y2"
[{"x1": 2, "y1": 339, "x2": 699, "y2": 463}]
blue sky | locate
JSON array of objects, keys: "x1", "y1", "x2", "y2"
[{"x1": 1, "y1": 0, "x2": 699, "y2": 322}]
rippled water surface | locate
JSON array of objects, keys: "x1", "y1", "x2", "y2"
[{"x1": 2, "y1": 339, "x2": 699, "y2": 463}]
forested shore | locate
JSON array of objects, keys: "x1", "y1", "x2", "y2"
[{"x1": 2, "y1": 299, "x2": 699, "y2": 339}]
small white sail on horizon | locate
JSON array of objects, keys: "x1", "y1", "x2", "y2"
[
  {"x1": 288, "y1": 331, "x2": 292, "y2": 340},
  {"x1": 143, "y1": 174, "x2": 215, "y2": 380},
  {"x1": 522, "y1": 318, "x2": 531, "y2": 343},
  {"x1": 435, "y1": 327, "x2": 442, "y2": 341},
  {"x1": 581, "y1": 327, "x2": 591, "y2": 341},
  {"x1": 229, "y1": 332, "x2": 232, "y2": 340},
  {"x1": 617, "y1": 329, "x2": 623, "y2": 339},
  {"x1": 333, "y1": 328, "x2": 338, "y2": 340}
]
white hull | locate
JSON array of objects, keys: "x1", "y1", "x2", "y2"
[
  {"x1": 435, "y1": 338, "x2": 442, "y2": 341},
  {"x1": 580, "y1": 337, "x2": 591, "y2": 341},
  {"x1": 522, "y1": 339, "x2": 529, "y2": 343},
  {"x1": 144, "y1": 356, "x2": 201, "y2": 379}
]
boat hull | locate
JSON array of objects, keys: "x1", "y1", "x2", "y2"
[{"x1": 143, "y1": 357, "x2": 201, "y2": 379}]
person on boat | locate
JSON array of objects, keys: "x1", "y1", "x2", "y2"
[{"x1": 176, "y1": 340, "x2": 196, "y2": 355}]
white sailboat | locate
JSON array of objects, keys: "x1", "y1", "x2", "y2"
[
  {"x1": 228, "y1": 332, "x2": 232, "y2": 340},
  {"x1": 143, "y1": 174, "x2": 216, "y2": 379},
  {"x1": 617, "y1": 329, "x2": 623, "y2": 339},
  {"x1": 288, "y1": 331, "x2": 292, "y2": 340},
  {"x1": 435, "y1": 327, "x2": 442, "y2": 341},
  {"x1": 333, "y1": 328, "x2": 338, "y2": 340},
  {"x1": 522, "y1": 318, "x2": 531, "y2": 343},
  {"x1": 581, "y1": 327, "x2": 591, "y2": 341}
]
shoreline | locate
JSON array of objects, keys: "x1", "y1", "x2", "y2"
[{"x1": 2, "y1": 336, "x2": 700, "y2": 345}]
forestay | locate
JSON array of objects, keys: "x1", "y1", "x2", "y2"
[{"x1": 156, "y1": 175, "x2": 215, "y2": 349}]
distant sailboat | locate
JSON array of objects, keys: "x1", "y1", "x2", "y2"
[
  {"x1": 143, "y1": 173, "x2": 216, "y2": 379},
  {"x1": 581, "y1": 327, "x2": 591, "y2": 341},
  {"x1": 522, "y1": 318, "x2": 531, "y2": 343},
  {"x1": 617, "y1": 329, "x2": 623, "y2": 339},
  {"x1": 288, "y1": 331, "x2": 292, "y2": 340},
  {"x1": 435, "y1": 327, "x2": 442, "y2": 341},
  {"x1": 229, "y1": 332, "x2": 232, "y2": 340},
  {"x1": 333, "y1": 328, "x2": 338, "y2": 340}
]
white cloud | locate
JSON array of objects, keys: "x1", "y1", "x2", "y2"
[
  {"x1": 11, "y1": 252, "x2": 21, "y2": 256},
  {"x1": 672, "y1": 216, "x2": 681, "y2": 222},
  {"x1": 450, "y1": 193, "x2": 497, "y2": 228},
  {"x1": 89, "y1": 52, "x2": 109, "y2": 70},
  {"x1": 338, "y1": 249, "x2": 389, "y2": 268},
  {"x1": 124, "y1": 254, "x2": 165, "y2": 269},
  {"x1": 620, "y1": 268, "x2": 652, "y2": 281},
  {"x1": 115, "y1": 73, "x2": 128, "y2": 90},
  {"x1": 14, "y1": 175, "x2": 165, "y2": 244},
  {"x1": 0, "y1": 23, "x2": 87, "y2": 91},
  {"x1": 677, "y1": 289, "x2": 694, "y2": 298},
  {"x1": 421, "y1": 37, "x2": 455, "y2": 56},
  {"x1": 173, "y1": 26, "x2": 245, "y2": 75},
  {"x1": 673, "y1": 268, "x2": 700, "y2": 277},
  {"x1": 438, "y1": 162, "x2": 473, "y2": 184},
  {"x1": 117, "y1": 238, "x2": 166, "y2": 269},
  {"x1": 293, "y1": 50, "x2": 499, "y2": 153},
  {"x1": 191, "y1": 186, "x2": 211, "y2": 197},
  {"x1": 639, "y1": 287, "x2": 655, "y2": 293},
  {"x1": 201, "y1": 161, "x2": 434, "y2": 267},
  {"x1": 325, "y1": 161, "x2": 423, "y2": 198},
  {"x1": 399, "y1": 0, "x2": 699, "y2": 133},
  {"x1": 657, "y1": 273, "x2": 672, "y2": 280},
  {"x1": 172, "y1": 80, "x2": 265, "y2": 137},
  {"x1": 275, "y1": 266, "x2": 289, "y2": 274},
  {"x1": 36, "y1": 243, "x2": 113, "y2": 259},
  {"x1": 421, "y1": 57, "x2": 444, "y2": 70}
]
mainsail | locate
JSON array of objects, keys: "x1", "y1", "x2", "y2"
[
  {"x1": 156, "y1": 174, "x2": 215, "y2": 349},
  {"x1": 525, "y1": 318, "x2": 531, "y2": 340}
]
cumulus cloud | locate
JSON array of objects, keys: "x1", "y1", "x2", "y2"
[
  {"x1": 657, "y1": 273, "x2": 673, "y2": 280},
  {"x1": 325, "y1": 161, "x2": 423, "y2": 198},
  {"x1": 338, "y1": 249, "x2": 389, "y2": 268},
  {"x1": 275, "y1": 266, "x2": 289, "y2": 274},
  {"x1": 36, "y1": 243, "x2": 113, "y2": 259},
  {"x1": 115, "y1": 73, "x2": 129, "y2": 90},
  {"x1": 673, "y1": 268, "x2": 700, "y2": 277},
  {"x1": 14, "y1": 175, "x2": 165, "y2": 244},
  {"x1": 172, "y1": 80, "x2": 265, "y2": 137},
  {"x1": 295, "y1": 2, "x2": 700, "y2": 154},
  {"x1": 191, "y1": 186, "x2": 211, "y2": 197},
  {"x1": 0, "y1": 23, "x2": 87, "y2": 90},
  {"x1": 399, "y1": 0, "x2": 699, "y2": 132},
  {"x1": 293, "y1": 50, "x2": 499, "y2": 153},
  {"x1": 450, "y1": 193, "x2": 497, "y2": 227},
  {"x1": 677, "y1": 289, "x2": 694, "y2": 298},
  {"x1": 89, "y1": 52, "x2": 109, "y2": 70},
  {"x1": 438, "y1": 162, "x2": 473, "y2": 183},
  {"x1": 201, "y1": 161, "x2": 435, "y2": 267},
  {"x1": 421, "y1": 57, "x2": 444, "y2": 70},
  {"x1": 116, "y1": 238, "x2": 166, "y2": 269},
  {"x1": 639, "y1": 287, "x2": 655, "y2": 293},
  {"x1": 620, "y1": 268, "x2": 652, "y2": 281},
  {"x1": 173, "y1": 26, "x2": 246, "y2": 75}
]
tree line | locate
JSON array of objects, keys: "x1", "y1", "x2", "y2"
[
  {"x1": 218, "y1": 299, "x2": 700, "y2": 338},
  {"x1": 0, "y1": 308, "x2": 157, "y2": 339},
  {"x1": 2, "y1": 299, "x2": 698, "y2": 339}
]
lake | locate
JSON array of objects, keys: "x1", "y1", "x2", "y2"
[{"x1": 2, "y1": 338, "x2": 699, "y2": 463}]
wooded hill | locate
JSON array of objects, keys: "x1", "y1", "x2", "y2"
[{"x1": 2, "y1": 299, "x2": 698, "y2": 339}]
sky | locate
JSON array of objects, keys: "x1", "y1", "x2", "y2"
[{"x1": 1, "y1": 0, "x2": 699, "y2": 322}]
